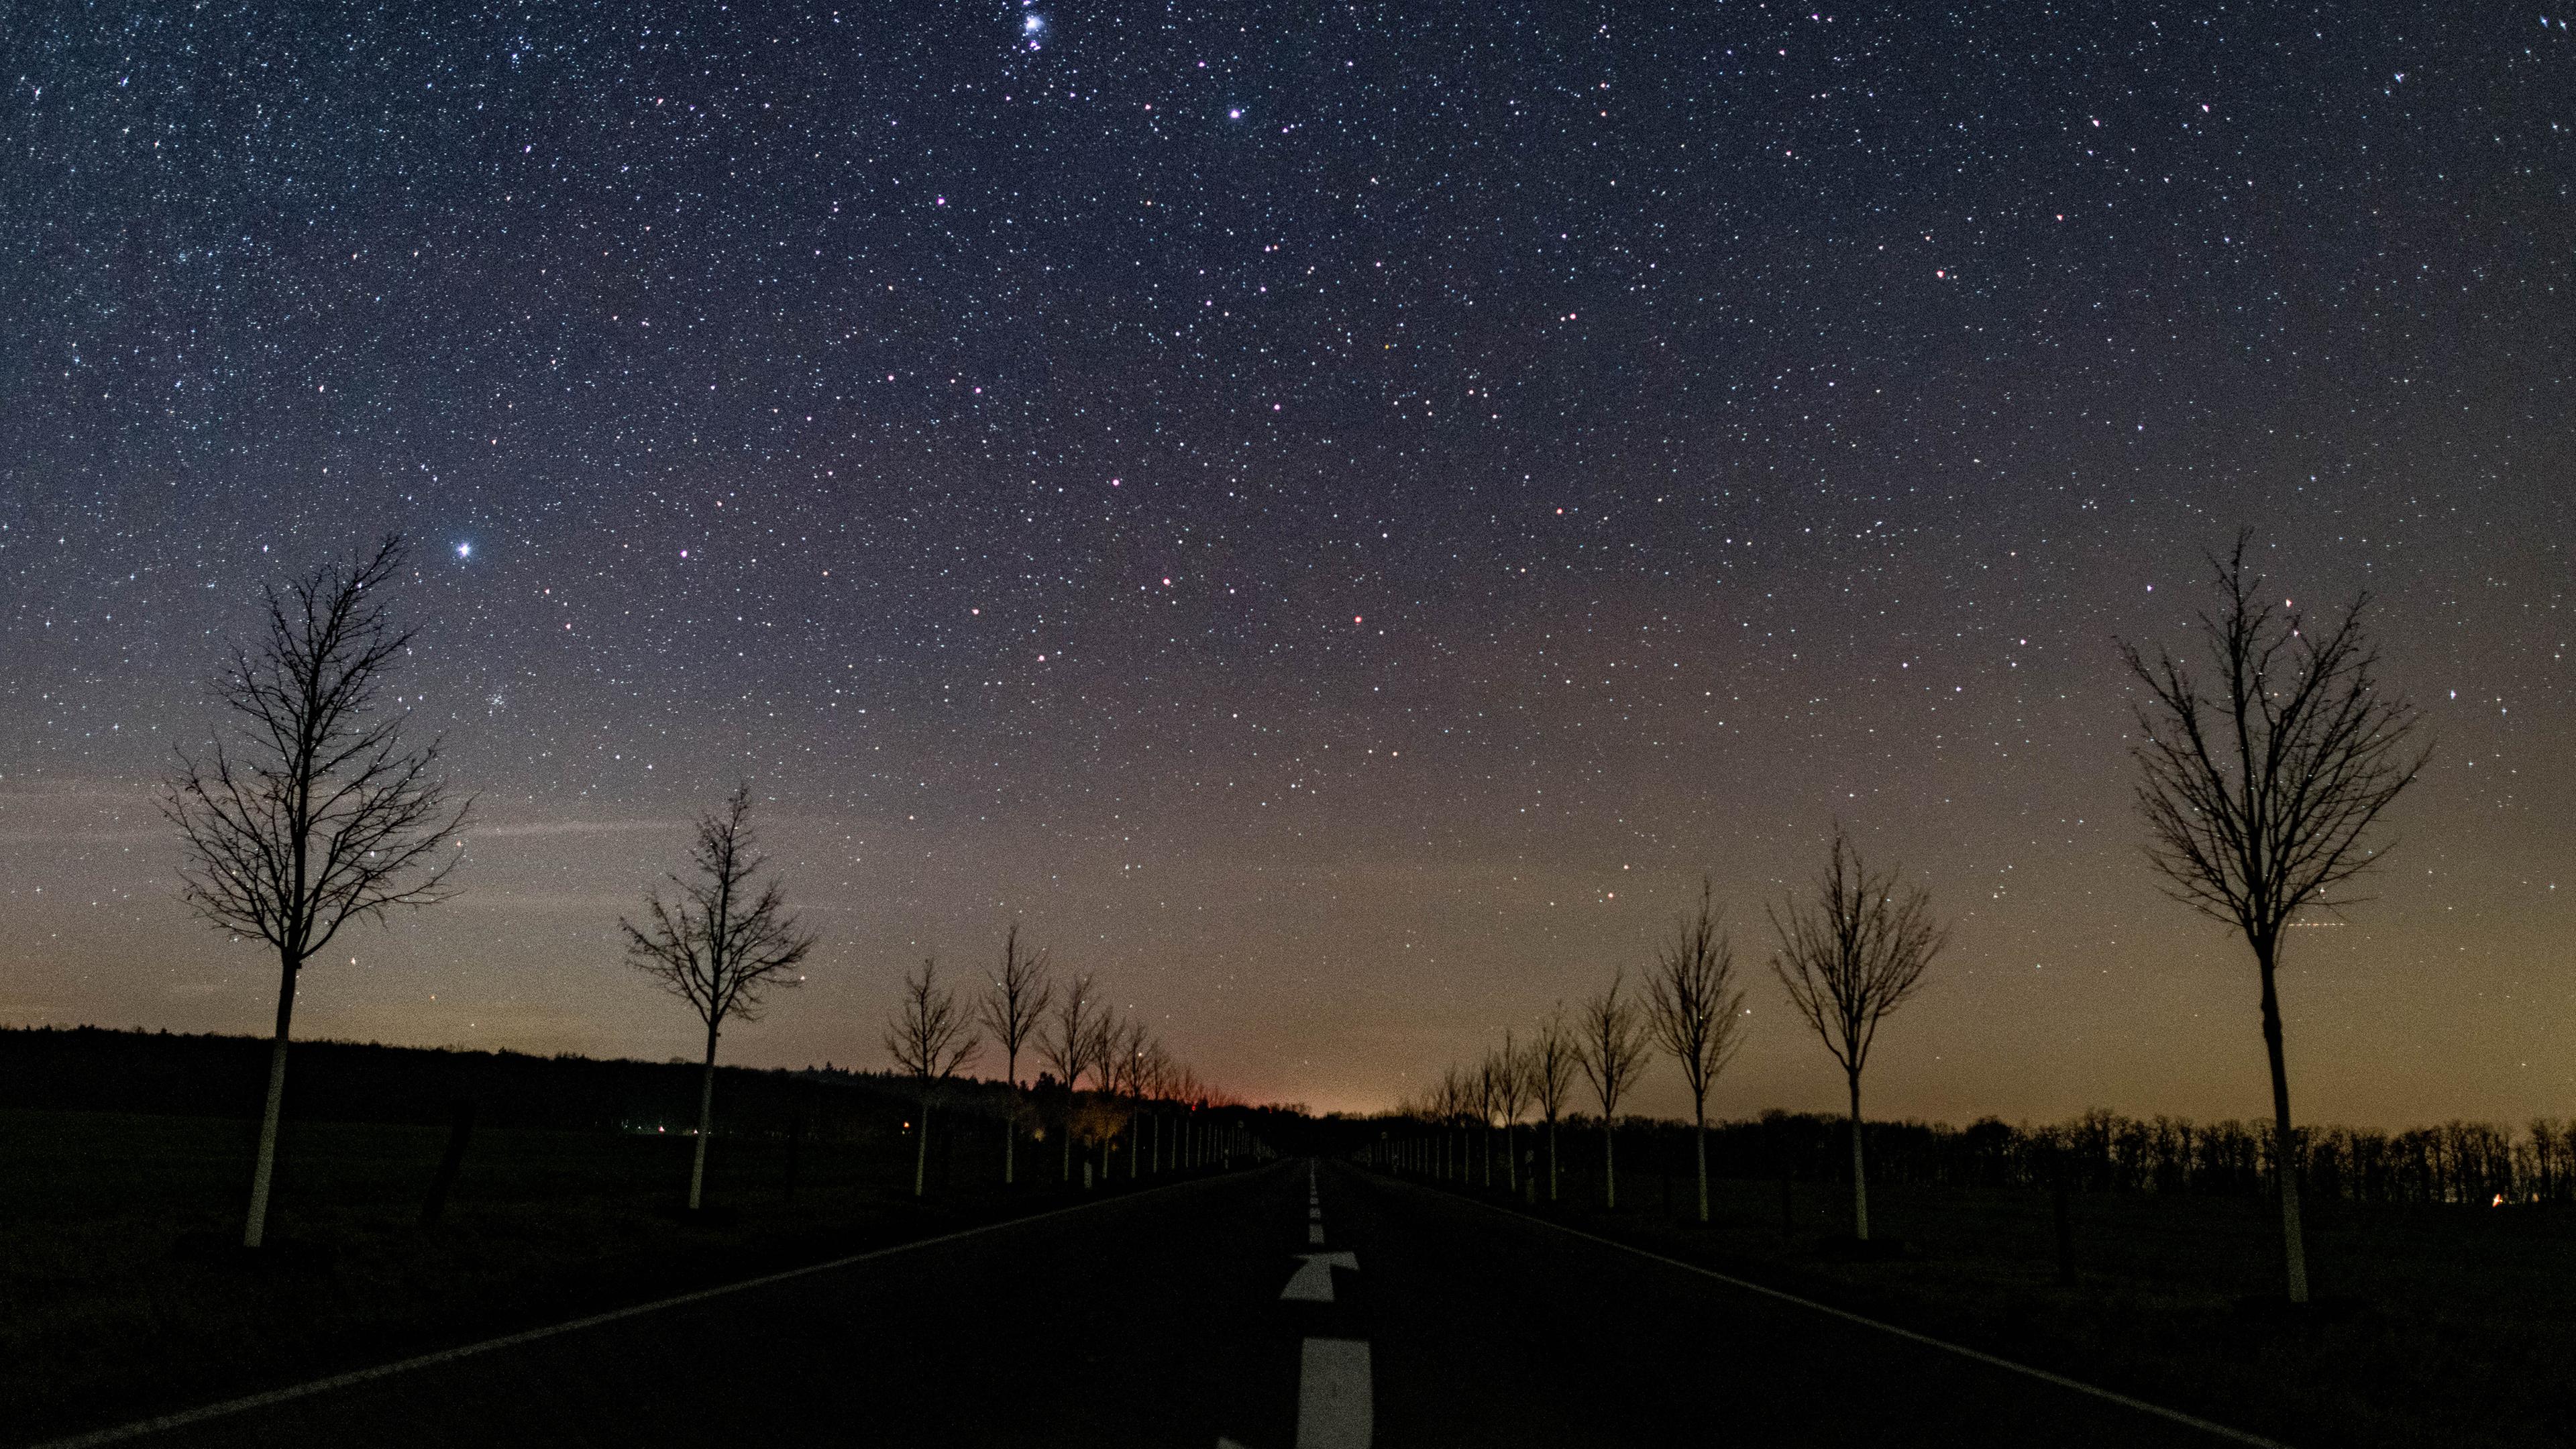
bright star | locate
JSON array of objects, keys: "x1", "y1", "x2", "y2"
[
  {"x1": 1024, "y1": 13, "x2": 1043, "y2": 33},
  {"x1": 456, "y1": 543, "x2": 472, "y2": 559}
]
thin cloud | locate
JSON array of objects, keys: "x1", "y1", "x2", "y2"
[{"x1": 471, "y1": 819, "x2": 686, "y2": 840}]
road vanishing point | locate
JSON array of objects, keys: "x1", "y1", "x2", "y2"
[{"x1": 44, "y1": 1161, "x2": 2283, "y2": 1448}]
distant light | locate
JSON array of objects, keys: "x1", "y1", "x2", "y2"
[
  {"x1": 456, "y1": 543, "x2": 472, "y2": 558},
  {"x1": 1229, "y1": 107, "x2": 1243, "y2": 119}
]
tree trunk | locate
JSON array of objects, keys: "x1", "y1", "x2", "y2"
[
  {"x1": 242, "y1": 956, "x2": 299, "y2": 1248},
  {"x1": 1548, "y1": 1119, "x2": 1560, "y2": 1201},
  {"x1": 1504, "y1": 1123, "x2": 1518, "y2": 1193},
  {"x1": 1603, "y1": 1120, "x2": 1618, "y2": 1210},
  {"x1": 2257, "y1": 948, "x2": 2310, "y2": 1303},
  {"x1": 1693, "y1": 1095, "x2": 1711, "y2": 1224},
  {"x1": 1004, "y1": 1108, "x2": 1016, "y2": 1186},
  {"x1": 913, "y1": 1095, "x2": 931, "y2": 1197},
  {"x1": 690, "y1": 1025, "x2": 719, "y2": 1211},
  {"x1": 1063, "y1": 1110, "x2": 1073, "y2": 1183},
  {"x1": 1846, "y1": 1069, "x2": 1870, "y2": 1241}
]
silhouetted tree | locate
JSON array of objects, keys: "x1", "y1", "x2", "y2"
[
  {"x1": 1527, "y1": 1006, "x2": 1580, "y2": 1201},
  {"x1": 622, "y1": 784, "x2": 816, "y2": 1211},
  {"x1": 1576, "y1": 971, "x2": 1652, "y2": 1209},
  {"x1": 2120, "y1": 533, "x2": 2430, "y2": 1304},
  {"x1": 1038, "y1": 971, "x2": 1102, "y2": 1182},
  {"x1": 885, "y1": 957, "x2": 980, "y2": 1197},
  {"x1": 1111, "y1": 1015, "x2": 1151, "y2": 1179},
  {"x1": 978, "y1": 922, "x2": 1053, "y2": 1186},
  {"x1": 1436, "y1": 1065, "x2": 1470, "y2": 1180},
  {"x1": 164, "y1": 535, "x2": 470, "y2": 1248},
  {"x1": 1645, "y1": 878, "x2": 1748, "y2": 1224},
  {"x1": 1491, "y1": 1032, "x2": 1532, "y2": 1195},
  {"x1": 1770, "y1": 826, "x2": 1947, "y2": 1242}
]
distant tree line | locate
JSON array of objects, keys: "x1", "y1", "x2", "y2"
[{"x1": 1366, "y1": 1106, "x2": 2576, "y2": 1212}]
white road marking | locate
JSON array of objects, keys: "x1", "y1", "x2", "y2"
[
  {"x1": 1309, "y1": 1205, "x2": 1323, "y2": 1220},
  {"x1": 1307, "y1": 1222, "x2": 1326, "y2": 1244},
  {"x1": 1280, "y1": 1250, "x2": 1358, "y2": 1301},
  {"x1": 1295, "y1": 1338, "x2": 1373, "y2": 1449}
]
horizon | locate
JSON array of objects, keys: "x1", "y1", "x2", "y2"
[{"x1": 5, "y1": 1, "x2": 2569, "y2": 1136}]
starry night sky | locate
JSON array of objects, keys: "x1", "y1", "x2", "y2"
[{"x1": 4, "y1": 1, "x2": 2571, "y2": 1124}]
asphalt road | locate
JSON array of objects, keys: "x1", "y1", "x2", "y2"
[{"x1": 69, "y1": 1161, "x2": 2268, "y2": 1448}]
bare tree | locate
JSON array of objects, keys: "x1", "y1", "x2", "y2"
[
  {"x1": 1646, "y1": 878, "x2": 1749, "y2": 1224},
  {"x1": 1082, "y1": 1007, "x2": 1122, "y2": 1182},
  {"x1": 885, "y1": 957, "x2": 981, "y2": 1197},
  {"x1": 2119, "y1": 533, "x2": 2430, "y2": 1304},
  {"x1": 1037, "y1": 971, "x2": 1102, "y2": 1183},
  {"x1": 1491, "y1": 1033, "x2": 1533, "y2": 1195},
  {"x1": 622, "y1": 785, "x2": 817, "y2": 1212},
  {"x1": 1770, "y1": 825, "x2": 1947, "y2": 1243},
  {"x1": 165, "y1": 535, "x2": 470, "y2": 1249},
  {"x1": 1576, "y1": 971, "x2": 1653, "y2": 1210},
  {"x1": 1111, "y1": 1015, "x2": 1152, "y2": 1179},
  {"x1": 1435, "y1": 1065, "x2": 1469, "y2": 1180},
  {"x1": 978, "y1": 922, "x2": 1053, "y2": 1187},
  {"x1": 1527, "y1": 1006, "x2": 1580, "y2": 1201}
]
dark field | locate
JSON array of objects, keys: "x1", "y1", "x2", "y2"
[
  {"x1": 0, "y1": 1106, "x2": 1127, "y2": 1445},
  {"x1": 1394, "y1": 1139, "x2": 2576, "y2": 1448}
]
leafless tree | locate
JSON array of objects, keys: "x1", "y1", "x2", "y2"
[
  {"x1": 885, "y1": 957, "x2": 981, "y2": 1197},
  {"x1": 1037, "y1": 971, "x2": 1102, "y2": 1182},
  {"x1": 1527, "y1": 1006, "x2": 1580, "y2": 1201},
  {"x1": 2119, "y1": 533, "x2": 2430, "y2": 1304},
  {"x1": 165, "y1": 535, "x2": 470, "y2": 1248},
  {"x1": 1434, "y1": 1065, "x2": 1469, "y2": 1180},
  {"x1": 1576, "y1": 971, "x2": 1653, "y2": 1210},
  {"x1": 1646, "y1": 878, "x2": 1749, "y2": 1224},
  {"x1": 1770, "y1": 825, "x2": 1947, "y2": 1242},
  {"x1": 1491, "y1": 1032, "x2": 1533, "y2": 1195},
  {"x1": 978, "y1": 922, "x2": 1053, "y2": 1186},
  {"x1": 622, "y1": 784, "x2": 816, "y2": 1212},
  {"x1": 1111, "y1": 1015, "x2": 1152, "y2": 1179}
]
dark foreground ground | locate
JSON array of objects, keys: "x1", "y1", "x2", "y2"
[
  {"x1": 0, "y1": 1106, "x2": 1147, "y2": 1444},
  {"x1": 1389, "y1": 1146, "x2": 2576, "y2": 1448},
  {"x1": 30, "y1": 1159, "x2": 2256, "y2": 1449},
  {"x1": 11, "y1": 1110, "x2": 2564, "y2": 1446}
]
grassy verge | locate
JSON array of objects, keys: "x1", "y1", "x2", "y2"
[
  {"x1": 1381, "y1": 1150, "x2": 2576, "y2": 1448},
  {"x1": 0, "y1": 1108, "x2": 1175, "y2": 1444}
]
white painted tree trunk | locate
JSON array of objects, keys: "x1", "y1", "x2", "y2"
[
  {"x1": 2257, "y1": 951, "x2": 2310, "y2": 1303},
  {"x1": 689, "y1": 1029, "x2": 718, "y2": 1212},
  {"x1": 1694, "y1": 1100, "x2": 1710, "y2": 1223},
  {"x1": 1846, "y1": 1071, "x2": 1869, "y2": 1241},
  {"x1": 242, "y1": 1024, "x2": 292, "y2": 1248},
  {"x1": 914, "y1": 1097, "x2": 931, "y2": 1197}
]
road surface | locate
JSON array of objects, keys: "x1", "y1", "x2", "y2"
[{"x1": 58, "y1": 1161, "x2": 2271, "y2": 1448}]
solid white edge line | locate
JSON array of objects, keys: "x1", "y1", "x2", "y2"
[
  {"x1": 33, "y1": 1167, "x2": 1272, "y2": 1449},
  {"x1": 1391, "y1": 1173, "x2": 2294, "y2": 1449}
]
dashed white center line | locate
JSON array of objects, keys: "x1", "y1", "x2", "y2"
[{"x1": 1295, "y1": 1338, "x2": 1373, "y2": 1449}]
